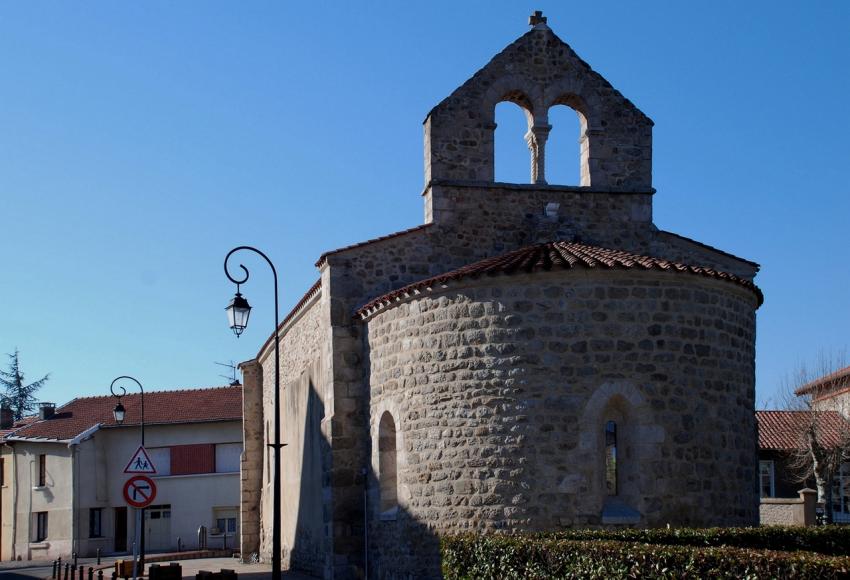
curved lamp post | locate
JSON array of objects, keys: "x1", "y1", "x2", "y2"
[
  {"x1": 224, "y1": 246, "x2": 282, "y2": 580},
  {"x1": 110, "y1": 375, "x2": 145, "y2": 578}
]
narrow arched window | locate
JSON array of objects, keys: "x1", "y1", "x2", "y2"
[
  {"x1": 378, "y1": 412, "x2": 398, "y2": 512},
  {"x1": 605, "y1": 420, "x2": 617, "y2": 496}
]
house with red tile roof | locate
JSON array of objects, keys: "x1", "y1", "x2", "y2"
[
  {"x1": 235, "y1": 13, "x2": 763, "y2": 579},
  {"x1": 795, "y1": 365, "x2": 850, "y2": 416},
  {"x1": 0, "y1": 386, "x2": 242, "y2": 561},
  {"x1": 756, "y1": 409, "x2": 850, "y2": 523}
]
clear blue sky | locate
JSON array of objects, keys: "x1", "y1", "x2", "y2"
[{"x1": 1, "y1": 2, "x2": 848, "y2": 409}]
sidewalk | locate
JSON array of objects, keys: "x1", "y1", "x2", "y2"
[{"x1": 157, "y1": 557, "x2": 314, "y2": 579}]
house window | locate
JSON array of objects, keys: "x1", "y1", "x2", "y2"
[
  {"x1": 89, "y1": 508, "x2": 103, "y2": 538},
  {"x1": 34, "y1": 512, "x2": 48, "y2": 542},
  {"x1": 38, "y1": 454, "x2": 46, "y2": 487},
  {"x1": 605, "y1": 421, "x2": 617, "y2": 496},
  {"x1": 378, "y1": 412, "x2": 398, "y2": 513},
  {"x1": 832, "y1": 463, "x2": 850, "y2": 522},
  {"x1": 170, "y1": 444, "x2": 215, "y2": 475},
  {"x1": 215, "y1": 443, "x2": 242, "y2": 473},
  {"x1": 213, "y1": 507, "x2": 238, "y2": 535},
  {"x1": 759, "y1": 460, "x2": 775, "y2": 498}
]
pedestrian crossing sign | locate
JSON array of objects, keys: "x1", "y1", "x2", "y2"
[{"x1": 124, "y1": 445, "x2": 157, "y2": 474}]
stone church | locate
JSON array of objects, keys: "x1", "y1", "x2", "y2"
[{"x1": 238, "y1": 12, "x2": 762, "y2": 579}]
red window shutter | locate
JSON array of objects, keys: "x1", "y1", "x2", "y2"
[{"x1": 170, "y1": 444, "x2": 215, "y2": 475}]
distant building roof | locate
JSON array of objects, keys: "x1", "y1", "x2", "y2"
[
  {"x1": 0, "y1": 416, "x2": 38, "y2": 442},
  {"x1": 756, "y1": 410, "x2": 849, "y2": 451},
  {"x1": 6, "y1": 385, "x2": 241, "y2": 442},
  {"x1": 795, "y1": 365, "x2": 850, "y2": 398}
]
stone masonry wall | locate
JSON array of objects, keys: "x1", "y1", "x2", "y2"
[
  {"x1": 257, "y1": 295, "x2": 330, "y2": 576},
  {"x1": 424, "y1": 23, "x2": 653, "y2": 188},
  {"x1": 239, "y1": 359, "x2": 264, "y2": 561},
  {"x1": 425, "y1": 182, "x2": 654, "y2": 254},
  {"x1": 364, "y1": 269, "x2": 758, "y2": 576}
]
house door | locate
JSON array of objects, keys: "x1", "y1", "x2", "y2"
[
  {"x1": 144, "y1": 505, "x2": 172, "y2": 551},
  {"x1": 114, "y1": 507, "x2": 127, "y2": 552}
]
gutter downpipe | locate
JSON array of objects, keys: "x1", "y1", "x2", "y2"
[
  {"x1": 66, "y1": 425, "x2": 99, "y2": 559},
  {"x1": 27, "y1": 457, "x2": 34, "y2": 560},
  {"x1": 10, "y1": 444, "x2": 17, "y2": 561},
  {"x1": 70, "y1": 444, "x2": 77, "y2": 558}
]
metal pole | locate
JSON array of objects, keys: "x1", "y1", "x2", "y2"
[
  {"x1": 110, "y1": 377, "x2": 146, "y2": 572},
  {"x1": 224, "y1": 246, "x2": 283, "y2": 580},
  {"x1": 132, "y1": 510, "x2": 140, "y2": 580}
]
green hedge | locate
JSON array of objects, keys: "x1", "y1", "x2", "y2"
[
  {"x1": 441, "y1": 535, "x2": 850, "y2": 579},
  {"x1": 543, "y1": 525, "x2": 850, "y2": 556}
]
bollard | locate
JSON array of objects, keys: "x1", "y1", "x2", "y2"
[
  {"x1": 111, "y1": 571, "x2": 117, "y2": 580},
  {"x1": 98, "y1": 571, "x2": 103, "y2": 580},
  {"x1": 88, "y1": 566, "x2": 94, "y2": 580},
  {"x1": 97, "y1": 548, "x2": 102, "y2": 565},
  {"x1": 65, "y1": 563, "x2": 70, "y2": 580},
  {"x1": 73, "y1": 553, "x2": 78, "y2": 567},
  {"x1": 79, "y1": 564, "x2": 84, "y2": 580},
  {"x1": 52, "y1": 560, "x2": 57, "y2": 579}
]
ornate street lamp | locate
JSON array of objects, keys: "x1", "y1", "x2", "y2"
[
  {"x1": 226, "y1": 289, "x2": 252, "y2": 337},
  {"x1": 110, "y1": 376, "x2": 146, "y2": 579},
  {"x1": 224, "y1": 246, "x2": 283, "y2": 580},
  {"x1": 113, "y1": 401, "x2": 126, "y2": 423}
]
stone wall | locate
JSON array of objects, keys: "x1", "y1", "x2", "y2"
[
  {"x1": 424, "y1": 23, "x2": 653, "y2": 189},
  {"x1": 760, "y1": 489, "x2": 817, "y2": 526},
  {"x1": 425, "y1": 182, "x2": 654, "y2": 253},
  {"x1": 255, "y1": 294, "x2": 330, "y2": 576},
  {"x1": 239, "y1": 359, "x2": 264, "y2": 560},
  {"x1": 364, "y1": 269, "x2": 759, "y2": 576}
]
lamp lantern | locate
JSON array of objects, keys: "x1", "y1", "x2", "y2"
[
  {"x1": 113, "y1": 401, "x2": 126, "y2": 424},
  {"x1": 226, "y1": 290, "x2": 252, "y2": 337}
]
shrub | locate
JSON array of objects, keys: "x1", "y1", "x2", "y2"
[
  {"x1": 543, "y1": 525, "x2": 850, "y2": 556},
  {"x1": 441, "y1": 534, "x2": 850, "y2": 579}
]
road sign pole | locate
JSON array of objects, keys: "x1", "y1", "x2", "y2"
[{"x1": 132, "y1": 510, "x2": 140, "y2": 580}]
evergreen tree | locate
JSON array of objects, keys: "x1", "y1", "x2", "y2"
[{"x1": 0, "y1": 349, "x2": 49, "y2": 420}]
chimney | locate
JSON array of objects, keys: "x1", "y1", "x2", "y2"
[
  {"x1": 39, "y1": 402, "x2": 55, "y2": 420},
  {"x1": 0, "y1": 406, "x2": 12, "y2": 429}
]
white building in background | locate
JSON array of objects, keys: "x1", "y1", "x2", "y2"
[{"x1": 0, "y1": 385, "x2": 242, "y2": 561}]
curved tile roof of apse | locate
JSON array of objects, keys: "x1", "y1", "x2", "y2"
[
  {"x1": 8, "y1": 385, "x2": 242, "y2": 442},
  {"x1": 756, "y1": 410, "x2": 849, "y2": 451},
  {"x1": 356, "y1": 240, "x2": 764, "y2": 318}
]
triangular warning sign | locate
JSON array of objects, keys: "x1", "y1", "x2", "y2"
[{"x1": 124, "y1": 445, "x2": 157, "y2": 474}]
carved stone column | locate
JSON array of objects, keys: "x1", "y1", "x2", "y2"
[{"x1": 526, "y1": 124, "x2": 552, "y2": 184}]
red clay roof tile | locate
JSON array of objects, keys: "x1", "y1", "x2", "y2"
[
  {"x1": 756, "y1": 410, "x2": 849, "y2": 451},
  {"x1": 795, "y1": 365, "x2": 850, "y2": 397},
  {"x1": 356, "y1": 240, "x2": 764, "y2": 318},
  {"x1": 7, "y1": 386, "x2": 241, "y2": 442}
]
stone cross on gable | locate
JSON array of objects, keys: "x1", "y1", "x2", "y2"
[{"x1": 529, "y1": 11, "x2": 547, "y2": 26}]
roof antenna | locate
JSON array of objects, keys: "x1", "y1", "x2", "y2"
[{"x1": 215, "y1": 360, "x2": 241, "y2": 386}]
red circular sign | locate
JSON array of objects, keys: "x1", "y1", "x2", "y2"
[{"x1": 123, "y1": 475, "x2": 157, "y2": 508}]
